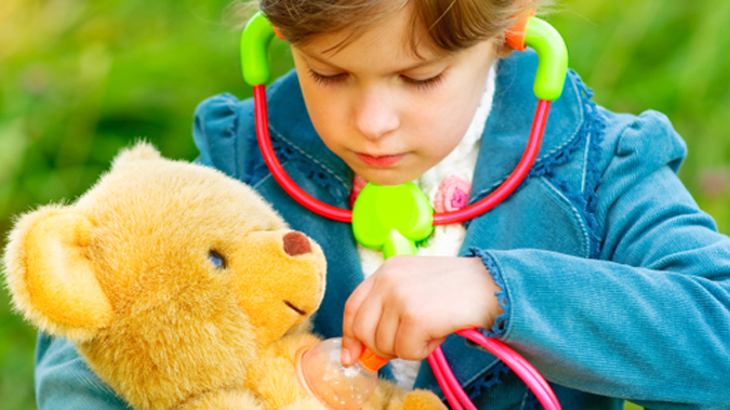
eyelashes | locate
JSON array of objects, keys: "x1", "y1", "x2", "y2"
[
  {"x1": 400, "y1": 72, "x2": 444, "y2": 90},
  {"x1": 307, "y1": 69, "x2": 348, "y2": 86},
  {"x1": 306, "y1": 68, "x2": 445, "y2": 91}
]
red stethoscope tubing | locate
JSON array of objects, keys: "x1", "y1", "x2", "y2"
[
  {"x1": 434, "y1": 98, "x2": 550, "y2": 225},
  {"x1": 254, "y1": 84, "x2": 552, "y2": 225},
  {"x1": 253, "y1": 83, "x2": 561, "y2": 409},
  {"x1": 429, "y1": 329, "x2": 561, "y2": 410},
  {"x1": 254, "y1": 85, "x2": 352, "y2": 222}
]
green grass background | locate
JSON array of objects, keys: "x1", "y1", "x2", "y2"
[{"x1": 2, "y1": 0, "x2": 729, "y2": 408}]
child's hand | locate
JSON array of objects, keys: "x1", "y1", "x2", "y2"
[{"x1": 340, "y1": 256, "x2": 503, "y2": 366}]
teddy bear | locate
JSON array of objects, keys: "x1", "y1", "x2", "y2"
[{"x1": 3, "y1": 142, "x2": 447, "y2": 410}]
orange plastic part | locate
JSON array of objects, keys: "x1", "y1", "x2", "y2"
[
  {"x1": 505, "y1": 8, "x2": 535, "y2": 51},
  {"x1": 359, "y1": 347, "x2": 389, "y2": 372},
  {"x1": 272, "y1": 26, "x2": 284, "y2": 40}
]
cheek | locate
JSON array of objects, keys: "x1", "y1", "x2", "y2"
[
  {"x1": 310, "y1": 111, "x2": 347, "y2": 154},
  {"x1": 298, "y1": 84, "x2": 345, "y2": 149},
  {"x1": 300, "y1": 79, "x2": 346, "y2": 152},
  {"x1": 406, "y1": 87, "x2": 483, "y2": 155}
]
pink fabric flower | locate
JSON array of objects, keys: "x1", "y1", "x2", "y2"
[
  {"x1": 349, "y1": 175, "x2": 368, "y2": 208},
  {"x1": 434, "y1": 175, "x2": 471, "y2": 213}
]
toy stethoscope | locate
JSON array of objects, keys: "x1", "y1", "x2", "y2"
[{"x1": 241, "y1": 10, "x2": 568, "y2": 410}]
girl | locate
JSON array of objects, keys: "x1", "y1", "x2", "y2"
[{"x1": 35, "y1": 0, "x2": 730, "y2": 409}]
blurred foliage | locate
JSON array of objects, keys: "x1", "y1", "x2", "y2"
[
  {"x1": 1, "y1": 0, "x2": 729, "y2": 409},
  {"x1": 549, "y1": 0, "x2": 730, "y2": 233}
]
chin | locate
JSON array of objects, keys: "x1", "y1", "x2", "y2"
[
  {"x1": 347, "y1": 156, "x2": 430, "y2": 186},
  {"x1": 357, "y1": 170, "x2": 417, "y2": 186}
]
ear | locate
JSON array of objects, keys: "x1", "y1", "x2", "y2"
[
  {"x1": 3, "y1": 205, "x2": 113, "y2": 342},
  {"x1": 110, "y1": 140, "x2": 161, "y2": 170},
  {"x1": 496, "y1": 41, "x2": 516, "y2": 59}
]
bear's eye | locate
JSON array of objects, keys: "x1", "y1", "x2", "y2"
[{"x1": 208, "y1": 250, "x2": 227, "y2": 269}]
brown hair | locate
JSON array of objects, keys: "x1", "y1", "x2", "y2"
[{"x1": 253, "y1": 0, "x2": 553, "y2": 53}]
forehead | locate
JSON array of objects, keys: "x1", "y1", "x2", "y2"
[{"x1": 295, "y1": 4, "x2": 447, "y2": 69}]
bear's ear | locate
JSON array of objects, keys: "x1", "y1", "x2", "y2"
[
  {"x1": 111, "y1": 140, "x2": 161, "y2": 170},
  {"x1": 3, "y1": 205, "x2": 113, "y2": 342}
]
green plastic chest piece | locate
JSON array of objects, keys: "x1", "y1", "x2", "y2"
[{"x1": 352, "y1": 182, "x2": 434, "y2": 260}]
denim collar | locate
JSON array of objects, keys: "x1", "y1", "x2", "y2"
[
  {"x1": 264, "y1": 49, "x2": 582, "y2": 203},
  {"x1": 471, "y1": 50, "x2": 582, "y2": 203}
]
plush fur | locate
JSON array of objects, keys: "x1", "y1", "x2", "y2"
[{"x1": 3, "y1": 142, "x2": 447, "y2": 410}]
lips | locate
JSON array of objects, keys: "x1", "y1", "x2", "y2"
[{"x1": 356, "y1": 152, "x2": 405, "y2": 167}]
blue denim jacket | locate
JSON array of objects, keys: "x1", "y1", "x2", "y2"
[{"x1": 35, "y1": 50, "x2": 730, "y2": 410}]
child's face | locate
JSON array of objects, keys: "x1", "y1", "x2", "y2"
[{"x1": 291, "y1": 6, "x2": 499, "y2": 186}]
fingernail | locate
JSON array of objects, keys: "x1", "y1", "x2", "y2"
[{"x1": 341, "y1": 349, "x2": 351, "y2": 365}]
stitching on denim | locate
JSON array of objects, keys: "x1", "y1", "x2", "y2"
[
  {"x1": 248, "y1": 124, "x2": 351, "y2": 202},
  {"x1": 581, "y1": 131, "x2": 591, "y2": 192},
  {"x1": 523, "y1": 390, "x2": 542, "y2": 410},
  {"x1": 463, "y1": 361, "x2": 512, "y2": 400},
  {"x1": 520, "y1": 390, "x2": 529, "y2": 410},
  {"x1": 469, "y1": 248, "x2": 509, "y2": 337},
  {"x1": 520, "y1": 100, "x2": 585, "y2": 187},
  {"x1": 577, "y1": 79, "x2": 607, "y2": 258},
  {"x1": 271, "y1": 125, "x2": 350, "y2": 188},
  {"x1": 474, "y1": 69, "x2": 586, "y2": 197},
  {"x1": 540, "y1": 177, "x2": 591, "y2": 258},
  {"x1": 273, "y1": 126, "x2": 350, "y2": 200},
  {"x1": 548, "y1": 75, "x2": 606, "y2": 258},
  {"x1": 251, "y1": 171, "x2": 274, "y2": 191},
  {"x1": 518, "y1": 72, "x2": 607, "y2": 258}
]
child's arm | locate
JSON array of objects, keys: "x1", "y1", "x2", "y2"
[
  {"x1": 464, "y1": 196, "x2": 730, "y2": 408},
  {"x1": 467, "y1": 113, "x2": 730, "y2": 407}
]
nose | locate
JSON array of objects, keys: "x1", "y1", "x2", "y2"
[
  {"x1": 353, "y1": 88, "x2": 400, "y2": 140},
  {"x1": 283, "y1": 231, "x2": 312, "y2": 256}
]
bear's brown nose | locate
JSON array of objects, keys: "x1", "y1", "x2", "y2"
[{"x1": 283, "y1": 231, "x2": 312, "y2": 256}]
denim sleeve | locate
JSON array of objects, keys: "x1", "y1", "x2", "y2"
[
  {"x1": 192, "y1": 92, "x2": 255, "y2": 180},
  {"x1": 476, "y1": 112, "x2": 730, "y2": 408},
  {"x1": 35, "y1": 333, "x2": 131, "y2": 409}
]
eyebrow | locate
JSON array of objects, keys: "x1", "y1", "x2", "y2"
[{"x1": 299, "y1": 48, "x2": 446, "y2": 73}]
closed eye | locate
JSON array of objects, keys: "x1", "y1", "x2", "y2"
[
  {"x1": 208, "y1": 250, "x2": 227, "y2": 269},
  {"x1": 400, "y1": 72, "x2": 444, "y2": 90},
  {"x1": 307, "y1": 68, "x2": 348, "y2": 86}
]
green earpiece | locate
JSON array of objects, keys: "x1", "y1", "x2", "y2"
[
  {"x1": 524, "y1": 17, "x2": 569, "y2": 102},
  {"x1": 240, "y1": 11, "x2": 276, "y2": 87}
]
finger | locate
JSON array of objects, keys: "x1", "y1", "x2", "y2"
[
  {"x1": 426, "y1": 337, "x2": 447, "y2": 356},
  {"x1": 350, "y1": 291, "x2": 388, "y2": 359},
  {"x1": 341, "y1": 278, "x2": 375, "y2": 365},
  {"x1": 342, "y1": 277, "x2": 374, "y2": 339},
  {"x1": 374, "y1": 304, "x2": 401, "y2": 358},
  {"x1": 340, "y1": 337, "x2": 363, "y2": 367}
]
